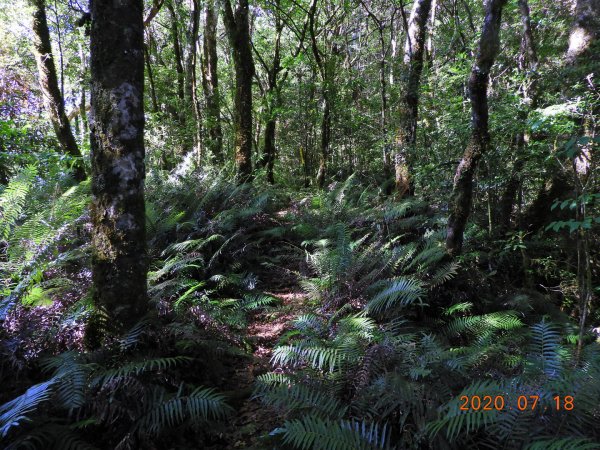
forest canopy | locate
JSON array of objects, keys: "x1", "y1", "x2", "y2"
[{"x1": 0, "y1": 0, "x2": 599, "y2": 448}]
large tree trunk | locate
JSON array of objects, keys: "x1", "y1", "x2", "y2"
[
  {"x1": 446, "y1": 0, "x2": 507, "y2": 256},
  {"x1": 223, "y1": 0, "x2": 254, "y2": 181},
  {"x1": 202, "y1": 0, "x2": 223, "y2": 162},
  {"x1": 566, "y1": 0, "x2": 600, "y2": 64},
  {"x1": 31, "y1": 0, "x2": 86, "y2": 181},
  {"x1": 394, "y1": 0, "x2": 432, "y2": 197},
  {"x1": 88, "y1": 0, "x2": 148, "y2": 343}
]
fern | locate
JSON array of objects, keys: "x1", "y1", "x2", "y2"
[
  {"x1": 277, "y1": 415, "x2": 392, "y2": 450},
  {"x1": 0, "y1": 165, "x2": 37, "y2": 241},
  {"x1": 135, "y1": 386, "x2": 232, "y2": 437},
  {"x1": 0, "y1": 379, "x2": 55, "y2": 437},
  {"x1": 366, "y1": 277, "x2": 425, "y2": 314}
]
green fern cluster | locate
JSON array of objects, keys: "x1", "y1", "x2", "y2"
[
  {"x1": 255, "y1": 194, "x2": 600, "y2": 449},
  {"x1": 0, "y1": 331, "x2": 233, "y2": 449}
]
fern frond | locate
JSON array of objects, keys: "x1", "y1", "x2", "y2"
[{"x1": 366, "y1": 278, "x2": 424, "y2": 314}]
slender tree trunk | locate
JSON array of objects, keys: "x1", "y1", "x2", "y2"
[
  {"x1": 446, "y1": 0, "x2": 507, "y2": 256},
  {"x1": 30, "y1": 0, "x2": 86, "y2": 181},
  {"x1": 223, "y1": 0, "x2": 254, "y2": 181},
  {"x1": 189, "y1": 0, "x2": 203, "y2": 158},
  {"x1": 395, "y1": 0, "x2": 432, "y2": 197},
  {"x1": 202, "y1": 0, "x2": 223, "y2": 162},
  {"x1": 144, "y1": 44, "x2": 159, "y2": 113},
  {"x1": 167, "y1": 2, "x2": 185, "y2": 101},
  {"x1": 87, "y1": 0, "x2": 148, "y2": 343},
  {"x1": 259, "y1": 17, "x2": 283, "y2": 184},
  {"x1": 308, "y1": 0, "x2": 331, "y2": 189},
  {"x1": 498, "y1": 0, "x2": 538, "y2": 232}
]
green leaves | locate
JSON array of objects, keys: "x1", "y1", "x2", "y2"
[
  {"x1": 366, "y1": 277, "x2": 425, "y2": 314},
  {"x1": 0, "y1": 165, "x2": 37, "y2": 241},
  {"x1": 277, "y1": 416, "x2": 392, "y2": 450}
]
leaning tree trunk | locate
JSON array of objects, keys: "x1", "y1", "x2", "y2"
[
  {"x1": 87, "y1": 0, "x2": 148, "y2": 344},
  {"x1": 202, "y1": 0, "x2": 223, "y2": 162},
  {"x1": 31, "y1": 0, "x2": 86, "y2": 181},
  {"x1": 446, "y1": 0, "x2": 508, "y2": 256},
  {"x1": 395, "y1": 0, "x2": 432, "y2": 197},
  {"x1": 223, "y1": 0, "x2": 254, "y2": 181}
]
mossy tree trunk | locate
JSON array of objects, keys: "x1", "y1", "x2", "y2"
[
  {"x1": 395, "y1": 0, "x2": 432, "y2": 197},
  {"x1": 446, "y1": 0, "x2": 507, "y2": 256},
  {"x1": 31, "y1": 0, "x2": 86, "y2": 182},
  {"x1": 88, "y1": 0, "x2": 148, "y2": 343},
  {"x1": 223, "y1": 0, "x2": 254, "y2": 181}
]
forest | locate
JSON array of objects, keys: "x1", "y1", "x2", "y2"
[{"x1": 0, "y1": 0, "x2": 599, "y2": 448}]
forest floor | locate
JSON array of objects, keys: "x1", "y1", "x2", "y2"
[{"x1": 211, "y1": 289, "x2": 310, "y2": 449}]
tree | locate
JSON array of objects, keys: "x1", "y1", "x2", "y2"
[
  {"x1": 88, "y1": 0, "x2": 148, "y2": 342},
  {"x1": 566, "y1": 0, "x2": 600, "y2": 64},
  {"x1": 395, "y1": 0, "x2": 432, "y2": 197},
  {"x1": 308, "y1": 0, "x2": 340, "y2": 188},
  {"x1": 446, "y1": 0, "x2": 508, "y2": 256},
  {"x1": 497, "y1": 0, "x2": 538, "y2": 232},
  {"x1": 202, "y1": 0, "x2": 224, "y2": 162},
  {"x1": 30, "y1": 0, "x2": 86, "y2": 181},
  {"x1": 223, "y1": 0, "x2": 255, "y2": 181}
]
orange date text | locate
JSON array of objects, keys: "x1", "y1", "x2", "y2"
[{"x1": 458, "y1": 395, "x2": 574, "y2": 412}]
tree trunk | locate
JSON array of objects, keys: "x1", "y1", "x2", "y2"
[
  {"x1": 167, "y1": 2, "x2": 185, "y2": 101},
  {"x1": 395, "y1": 0, "x2": 432, "y2": 197},
  {"x1": 223, "y1": 0, "x2": 254, "y2": 181},
  {"x1": 522, "y1": 0, "x2": 598, "y2": 230},
  {"x1": 30, "y1": 0, "x2": 86, "y2": 181},
  {"x1": 88, "y1": 0, "x2": 148, "y2": 343},
  {"x1": 187, "y1": 0, "x2": 203, "y2": 158},
  {"x1": 446, "y1": 0, "x2": 507, "y2": 256},
  {"x1": 308, "y1": 0, "x2": 331, "y2": 189},
  {"x1": 202, "y1": 0, "x2": 223, "y2": 162},
  {"x1": 498, "y1": 0, "x2": 538, "y2": 232},
  {"x1": 566, "y1": 0, "x2": 600, "y2": 64},
  {"x1": 259, "y1": 16, "x2": 283, "y2": 184}
]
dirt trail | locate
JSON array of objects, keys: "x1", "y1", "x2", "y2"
[{"x1": 212, "y1": 291, "x2": 308, "y2": 449}]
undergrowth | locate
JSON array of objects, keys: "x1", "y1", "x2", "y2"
[{"x1": 0, "y1": 168, "x2": 599, "y2": 449}]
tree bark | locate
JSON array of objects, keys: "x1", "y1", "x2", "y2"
[
  {"x1": 446, "y1": 0, "x2": 507, "y2": 256},
  {"x1": 167, "y1": 1, "x2": 185, "y2": 101},
  {"x1": 395, "y1": 0, "x2": 432, "y2": 197},
  {"x1": 200, "y1": 0, "x2": 222, "y2": 162},
  {"x1": 88, "y1": 0, "x2": 148, "y2": 342},
  {"x1": 259, "y1": 14, "x2": 283, "y2": 184},
  {"x1": 308, "y1": 0, "x2": 331, "y2": 189},
  {"x1": 30, "y1": 0, "x2": 86, "y2": 181},
  {"x1": 566, "y1": 0, "x2": 600, "y2": 64},
  {"x1": 223, "y1": 0, "x2": 255, "y2": 181},
  {"x1": 202, "y1": 0, "x2": 224, "y2": 162},
  {"x1": 188, "y1": 0, "x2": 203, "y2": 158}
]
